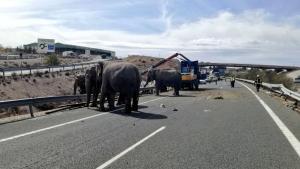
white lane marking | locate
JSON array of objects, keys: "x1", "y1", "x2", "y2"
[
  {"x1": 239, "y1": 82, "x2": 300, "y2": 158},
  {"x1": 139, "y1": 97, "x2": 164, "y2": 105},
  {"x1": 96, "y1": 126, "x2": 166, "y2": 169},
  {"x1": 0, "y1": 97, "x2": 165, "y2": 143},
  {"x1": 0, "y1": 113, "x2": 107, "y2": 143}
]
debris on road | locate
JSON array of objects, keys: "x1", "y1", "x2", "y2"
[
  {"x1": 204, "y1": 109, "x2": 211, "y2": 112},
  {"x1": 173, "y1": 108, "x2": 178, "y2": 111},
  {"x1": 214, "y1": 96, "x2": 224, "y2": 100},
  {"x1": 160, "y1": 104, "x2": 166, "y2": 108}
]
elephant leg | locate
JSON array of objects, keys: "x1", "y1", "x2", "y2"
[
  {"x1": 116, "y1": 93, "x2": 125, "y2": 105},
  {"x1": 86, "y1": 88, "x2": 91, "y2": 107},
  {"x1": 108, "y1": 93, "x2": 115, "y2": 111},
  {"x1": 92, "y1": 86, "x2": 100, "y2": 107},
  {"x1": 125, "y1": 96, "x2": 132, "y2": 113},
  {"x1": 173, "y1": 84, "x2": 177, "y2": 96},
  {"x1": 73, "y1": 81, "x2": 77, "y2": 95},
  {"x1": 132, "y1": 92, "x2": 139, "y2": 111},
  {"x1": 89, "y1": 86, "x2": 96, "y2": 107},
  {"x1": 155, "y1": 83, "x2": 160, "y2": 96},
  {"x1": 175, "y1": 88, "x2": 180, "y2": 96},
  {"x1": 99, "y1": 92, "x2": 106, "y2": 111},
  {"x1": 175, "y1": 83, "x2": 180, "y2": 96}
]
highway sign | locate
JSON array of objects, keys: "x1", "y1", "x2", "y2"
[{"x1": 37, "y1": 38, "x2": 55, "y2": 53}]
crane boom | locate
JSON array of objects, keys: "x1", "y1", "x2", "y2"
[{"x1": 141, "y1": 53, "x2": 191, "y2": 75}]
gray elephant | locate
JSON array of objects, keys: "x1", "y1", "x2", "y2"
[
  {"x1": 73, "y1": 75, "x2": 86, "y2": 95},
  {"x1": 144, "y1": 69, "x2": 181, "y2": 96},
  {"x1": 85, "y1": 66, "x2": 101, "y2": 107},
  {"x1": 98, "y1": 62, "x2": 141, "y2": 113}
]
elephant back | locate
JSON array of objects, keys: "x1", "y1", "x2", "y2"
[
  {"x1": 103, "y1": 62, "x2": 141, "y2": 92},
  {"x1": 155, "y1": 69, "x2": 181, "y2": 84}
]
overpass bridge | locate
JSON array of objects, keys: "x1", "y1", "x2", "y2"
[
  {"x1": 199, "y1": 62, "x2": 300, "y2": 71},
  {"x1": 0, "y1": 81, "x2": 299, "y2": 169}
]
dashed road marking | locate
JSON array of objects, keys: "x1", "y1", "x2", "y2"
[{"x1": 96, "y1": 126, "x2": 166, "y2": 169}]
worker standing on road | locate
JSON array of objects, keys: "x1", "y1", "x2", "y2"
[
  {"x1": 230, "y1": 76, "x2": 235, "y2": 88},
  {"x1": 255, "y1": 75, "x2": 262, "y2": 92}
]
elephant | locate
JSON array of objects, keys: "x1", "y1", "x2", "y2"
[
  {"x1": 98, "y1": 62, "x2": 141, "y2": 113},
  {"x1": 85, "y1": 66, "x2": 102, "y2": 107},
  {"x1": 73, "y1": 75, "x2": 86, "y2": 95},
  {"x1": 144, "y1": 69, "x2": 181, "y2": 96}
]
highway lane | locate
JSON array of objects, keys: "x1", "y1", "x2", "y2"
[{"x1": 0, "y1": 81, "x2": 299, "y2": 169}]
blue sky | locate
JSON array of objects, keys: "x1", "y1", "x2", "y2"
[{"x1": 1, "y1": 0, "x2": 300, "y2": 65}]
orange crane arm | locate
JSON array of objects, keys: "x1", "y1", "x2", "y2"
[{"x1": 141, "y1": 53, "x2": 191, "y2": 75}]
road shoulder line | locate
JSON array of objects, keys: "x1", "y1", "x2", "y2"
[{"x1": 239, "y1": 82, "x2": 300, "y2": 158}]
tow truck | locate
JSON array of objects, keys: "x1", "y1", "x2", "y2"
[{"x1": 142, "y1": 53, "x2": 200, "y2": 90}]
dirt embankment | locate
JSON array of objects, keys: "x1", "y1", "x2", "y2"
[
  {"x1": 124, "y1": 55, "x2": 180, "y2": 71},
  {"x1": 0, "y1": 70, "x2": 84, "y2": 118},
  {"x1": 0, "y1": 72, "x2": 76, "y2": 101}
]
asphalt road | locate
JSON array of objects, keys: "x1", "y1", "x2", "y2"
[{"x1": 0, "y1": 81, "x2": 299, "y2": 169}]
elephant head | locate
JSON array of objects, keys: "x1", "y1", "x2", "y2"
[{"x1": 144, "y1": 69, "x2": 156, "y2": 87}]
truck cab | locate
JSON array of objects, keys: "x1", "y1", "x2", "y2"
[{"x1": 181, "y1": 60, "x2": 199, "y2": 90}]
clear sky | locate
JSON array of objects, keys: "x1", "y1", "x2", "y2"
[{"x1": 1, "y1": 0, "x2": 300, "y2": 65}]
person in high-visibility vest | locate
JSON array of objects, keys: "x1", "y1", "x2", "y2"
[{"x1": 255, "y1": 75, "x2": 262, "y2": 92}]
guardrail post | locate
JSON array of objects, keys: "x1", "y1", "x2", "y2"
[
  {"x1": 62, "y1": 66, "x2": 64, "y2": 71},
  {"x1": 29, "y1": 105, "x2": 34, "y2": 118},
  {"x1": 293, "y1": 100, "x2": 298, "y2": 110},
  {"x1": 29, "y1": 68, "x2": 32, "y2": 75}
]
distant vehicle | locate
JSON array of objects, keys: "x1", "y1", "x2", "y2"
[
  {"x1": 206, "y1": 75, "x2": 218, "y2": 83},
  {"x1": 295, "y1": 77, "x2": 300, "y2": 83},
  {"x1": 79, "y1": 54, "x2": 90, "y2": 58},
  {"x1": 199, "y1": 79, "x2": 207, "y2": 84},
  {"x1": 62, "y1": 51, "x2": 75, "y2": 57},
  {"x1": 212, "y1": 66, "x2": 226, "y2": 80}
]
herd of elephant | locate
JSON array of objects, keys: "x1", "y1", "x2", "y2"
[{"x1": 74, "y1": 61, "x2": 181, "y2": 113}]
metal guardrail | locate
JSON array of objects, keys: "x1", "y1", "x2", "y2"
[
  {"x1": 0, "y1": 60, "x2": 101, "y2": 77},
  {"x1": 0, "y1": 87, "x2": 155, "y2": 117},
  {"x1": 236, "y1": 78, "x2": 300, "y2": 107}
]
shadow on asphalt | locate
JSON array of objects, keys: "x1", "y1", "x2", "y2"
[
  {"x1": 110, "y1": 109, "x2": 167, "y2": 120},
  {"x1": 152, "y1": 94, "x2": 194, "y2": 97},
  {"x1": 176, "y1": 94, "x2": 196, "y2": 97},
  {"x1": 197, "y1": 88, "x2": 218, "y2": 91}
]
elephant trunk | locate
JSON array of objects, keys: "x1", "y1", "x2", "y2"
[{"x1": 144, "y1": 80, "x2": 149, "y2": 87}]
